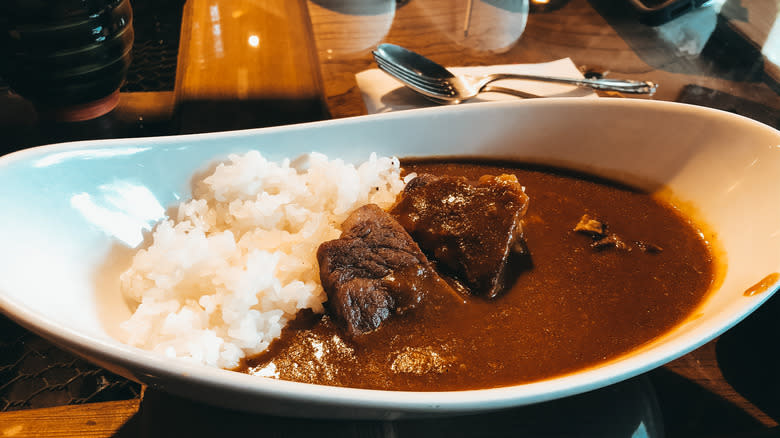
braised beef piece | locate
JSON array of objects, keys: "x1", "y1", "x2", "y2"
[
  {"x1": 317, "y1": 204, "x2": 458, "y2": 336},
  {"x1": 391, "y1": 173, "x2": 530, "y2": 298}
]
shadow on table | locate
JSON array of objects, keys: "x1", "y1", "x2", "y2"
[
  {"x1": 649, "y1": 367, "x2": 768, "y2": 438},
  {"x1": 717, "y1": 291, "x2": 780, "y2": 424},
  {"x1": 112, "y1": 377, "x2": 661, "y2": 438}
]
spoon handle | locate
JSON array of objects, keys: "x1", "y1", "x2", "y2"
[{"x1": 484, "y1": 73, "x2": 658, "y2": 95}]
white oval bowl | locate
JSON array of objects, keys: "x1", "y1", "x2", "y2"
[{"x1": 0, "y1": 99, "x2": 778, "y2": 419}]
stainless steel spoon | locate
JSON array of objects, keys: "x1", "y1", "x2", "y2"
[{"x1": 372, "y1": 43, "x2": 658, "y2": 101}]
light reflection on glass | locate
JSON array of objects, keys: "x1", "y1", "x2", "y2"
[
  {"x1": 763, "y1": 17, "x2": 780, "y2": 67},
  {"x1": 33, "y1": 147, "x2": 151, "y2": 168},
  {"x1": 71, "y1": 181, "x2": 166, "y2": 247},
  {"x1": 725, "y1": 181, "x2": 741, "y2": 194},
  {"x1": 248, "y1": 34, "x2": 260, "y2": 47},
  {"x1": 210, "y1": 4, "x2": 225, "y2": 58},
  {"x1": 308, "y1": 0, "x2": 395, "y2": 57},
  {"x1": 652, "y1": 0, "x2": 725, "y2": 57},
  {"x1": 416, "y1": 0, "x2": 528, "y2": 54}
]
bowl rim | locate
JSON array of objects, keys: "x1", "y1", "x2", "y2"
[{"x1": 1, "y1": 98, "x2": 779, "y2": 415}]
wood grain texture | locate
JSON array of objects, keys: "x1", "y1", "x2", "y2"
[{"x1": 0, "y1": 399, "x2": 139, "y2": 438}]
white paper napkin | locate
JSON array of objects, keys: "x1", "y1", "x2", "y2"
[{"x1": 357, "y1": 58, "x2": 598, "y2": 114}]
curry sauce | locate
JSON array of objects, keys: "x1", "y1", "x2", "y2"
[{"x1": 240, "y1": 161, "x2": 715, "y2": 391}]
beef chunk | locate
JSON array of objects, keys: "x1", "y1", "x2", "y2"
[
  {"x1": 391, "y1": 173, "x2": 529, "y2": 298},
  {"x1": 317, "y1": 204, "x2": 457, "y2": 336}
]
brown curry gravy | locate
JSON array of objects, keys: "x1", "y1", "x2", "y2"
[{"x1": 240, "y1": 161, "x2": 715, "y2": 391}]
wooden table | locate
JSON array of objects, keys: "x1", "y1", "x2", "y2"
[{"x1": 1, "y1": 0, "x2": 780, "y2": 436}]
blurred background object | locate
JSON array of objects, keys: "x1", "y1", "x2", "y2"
[
  {"x1": 629, "y1": 0, "x2": 711, "y2": 26},
  {"x1": 417, "y1": 0, "x2": 529, "y2": 54},
  {"x1": 308, "y1": 0, "x2": 397, "y2": 58},
  {"x1": 0, "y1": 0, "x2": 134, "y2": 121}
]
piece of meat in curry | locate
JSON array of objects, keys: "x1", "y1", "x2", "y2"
[
  {"x1": 316, "y1": 203, "x2": 459, "y2": 336},
  {"x1": 391, "y1": 173, "x2": 530, "y2": 298}
]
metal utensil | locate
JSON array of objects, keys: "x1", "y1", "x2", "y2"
[
  {"x1": 372, "y1": 43, "x2": 658, "y2": 103},
  {"x1": 373, "y1": 53, "x2": 540, "y2": 104}
]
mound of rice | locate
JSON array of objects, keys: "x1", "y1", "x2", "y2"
[{"x1": 120, "y1": 151, "x2": 410, "y2": 368}]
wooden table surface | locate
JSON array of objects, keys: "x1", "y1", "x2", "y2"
[{"x1": 1, "y1": 0, "x2": 780, "y2": 436}]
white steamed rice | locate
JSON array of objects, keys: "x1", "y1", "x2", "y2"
[{"x1": 119, "y1": 151, "x2": 410, "y2": 369}]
